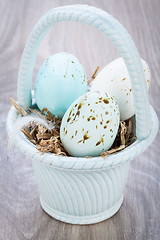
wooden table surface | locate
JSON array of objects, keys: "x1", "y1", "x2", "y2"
[{"x1": 0, "y1": 0, "x2": 160, "y2": 239}]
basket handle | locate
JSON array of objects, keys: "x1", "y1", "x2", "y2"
[{"x1": 17, "y1": 4, "x2": 151, "y2": 140}]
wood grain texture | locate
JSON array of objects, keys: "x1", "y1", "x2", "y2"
[{"x1": 0, "y1": 0, "x2": 160, "y2": 239}]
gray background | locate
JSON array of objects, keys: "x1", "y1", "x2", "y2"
[{"x1": 0, "y1": 0, "x2": 160, "y2": 239}]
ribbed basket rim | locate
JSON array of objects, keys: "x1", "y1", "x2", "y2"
[{"x1": 6, "y1": 105, "x2": 158, "y2": 171}]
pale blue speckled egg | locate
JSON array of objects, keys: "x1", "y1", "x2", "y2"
[{"x1": 34, "y1": 52, "x2": 88, "y2": 118}]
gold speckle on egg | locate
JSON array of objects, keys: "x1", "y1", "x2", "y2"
[
  {"x1": 77, "y1": 133, "x2": 90, "y2": 144},
  {"x1": 96, "y1": 137, "x2": 104, "y2": 146},
  {"x1": 122, "y1": 78, "x2": 126, "y2": 81},
  {"x1": 105, "y1": 111, "x2": 109, "y2": 115},
  {"x1": 83, "y1": 134, "x2": 90, "y2": 143},
  {"x1": 69, "y1": 109, "x2": 72, "y2": 116},
  {"x1": 65, "y1": 130, "x2": 68, "y2": 135}
]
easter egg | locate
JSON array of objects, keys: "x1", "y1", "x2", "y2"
[
  {"x1": 90, "y1": 57, "x2": 150, "y2": 121},
  {"x1": 34, "y1": 52, "x2": 88, "y2": 118},
  {"x1": 60, "y1": 92, "x2": 120, "y2": 157}
]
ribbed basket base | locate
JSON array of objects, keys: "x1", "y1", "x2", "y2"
[{"x1": 40, "y1": 195, "x2": 123, "y2": 225}]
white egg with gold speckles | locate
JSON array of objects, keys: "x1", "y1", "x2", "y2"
[
  {"x1": 60, "y1": 92, "x2": 120, "y2": 157},
  {"x1": 90, "y1": 57, "x2": 150, "y2": 121}
]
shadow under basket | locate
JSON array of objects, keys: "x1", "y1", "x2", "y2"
[{"x1": 6, "y1": 5, "x2": 159, "y2": 225}]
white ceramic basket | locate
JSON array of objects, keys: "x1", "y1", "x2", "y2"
[{"x1": 6, "y1": 5, "x2": 159, "y2": 225}]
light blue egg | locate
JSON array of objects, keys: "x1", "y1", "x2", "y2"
[{"x1": 34, "y1": 52, "x2": 88, "y2": 118}]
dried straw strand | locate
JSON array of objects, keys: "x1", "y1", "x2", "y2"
[{"x1": 87, "y1": 66, "x2": 99, "y2": 85}]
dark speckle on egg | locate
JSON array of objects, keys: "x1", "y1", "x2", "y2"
[
  {"x1": 103, "y1": 99, "x2": 109, "y2": 104},
  {"x1": 67, "y1": 117, "x2": 71, "y2": 122},
  {"x1": 96, "y1": 141, "x2": 101, "y2": 146},
  {"x1": 78, "y1": 103, "x2": 82, "y2": 110}
]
